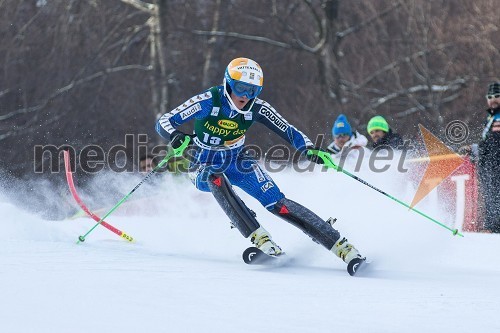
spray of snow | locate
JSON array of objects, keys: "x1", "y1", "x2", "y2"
[{"x1": 1, "y1": 154, "x2": 499, "y2": 333}]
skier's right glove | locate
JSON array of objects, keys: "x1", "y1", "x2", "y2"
[
  {"x1": 305, "y1": 148, "x2": 326, "y2": 164},
  {"x1": 170, "y1": 130, "x2": 192, "y2": 149}
]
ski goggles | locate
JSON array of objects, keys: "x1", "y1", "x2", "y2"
[
  {"x1": 487, "y1": 94, "x2": 500, "y2": 100},
  {"x1": 334, "y1": 133, "x2": 351, "y2": 139},
  {"x1": 231, "y1": 81, "x2": 262, "y2": 99}
]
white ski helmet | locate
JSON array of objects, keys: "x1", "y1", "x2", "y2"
[{"x1": 223, "y1": 57, "x2": 263, "y2": 114}]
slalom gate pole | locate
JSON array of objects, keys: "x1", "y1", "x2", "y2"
[
  {"x1": 64, "y1": 150, "x2": 135, "y2": 242},
  {"x1": 76, "y1": 137, "x2": 191, "y2": 244},
  {"x1": 308, "y1": 150, "x2": 464, "y2": 237}
]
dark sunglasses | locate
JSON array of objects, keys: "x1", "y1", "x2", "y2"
[{"x1": 486, "y1": 94, "x2": 500, "y2": 100}]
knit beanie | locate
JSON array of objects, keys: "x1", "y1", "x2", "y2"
[
  {"x1": 367, "y1": 116, "x2": 389, "y2": 133},
  {"x1": 332, "y1": 114, "x2": 352, "y2": 137},
  {"x1": 487, "y1": 82, "x2": 500, "y2": 96}
]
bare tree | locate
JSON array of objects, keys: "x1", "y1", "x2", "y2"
[
  {"x1": 0, "y1": 1, "x2": 155, "y2": 175},
  {"x1": 1, "y1": 0, "x2": 499, "y2": 180}
]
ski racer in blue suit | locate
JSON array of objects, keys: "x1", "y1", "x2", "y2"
[{"x1": 156, "y1": 57, "x2": 365, "y2": 274}]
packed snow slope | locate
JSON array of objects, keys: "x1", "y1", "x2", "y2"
[{"x1": 1, "y1": 161, "x2": 499, "y2": 333}]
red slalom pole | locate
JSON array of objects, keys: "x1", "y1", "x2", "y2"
[{"x1": 63, "y1": 150, "x2": 134, "y2": 242}]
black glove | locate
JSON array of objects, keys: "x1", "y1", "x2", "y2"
[
  {"x1": 170, "y1": 130, "x2": 191, "y2": 149},
  {"x1": 305, "y1": 148, "x2": 326, "y2": 164}
]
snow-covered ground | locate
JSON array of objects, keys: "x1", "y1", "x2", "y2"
[{"x1": 1, "y1": 161, "x2": 499, "y2": 333}]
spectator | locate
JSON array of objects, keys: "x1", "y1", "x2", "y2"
[
  {"x1": 326, "y1": 114, "x2": 367, "y2": 159},
  {"x1": 139, "y1": 154, "x2": 156, "y2": 173},
  {"x1": 477, "y1": 82, "x2": 500, "y2": 233},
  {"x1": 366, "y1": 115, "x2": 403, "y2": 149}
]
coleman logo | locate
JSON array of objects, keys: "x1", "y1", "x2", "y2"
[
  {"x1": 218, "y1": 119, "x2": 238, "y2": 130},
  {"x1": 258, "y1": 106, "x2": 288, "y2": 132}
]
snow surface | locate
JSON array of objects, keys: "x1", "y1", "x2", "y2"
[{"x1": 1, "y1": 160, "x2": 500, "y2": 333}]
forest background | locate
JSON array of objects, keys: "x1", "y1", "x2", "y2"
[{"x1": 1, "y1": 0, "x2": 498, "y2": 188}]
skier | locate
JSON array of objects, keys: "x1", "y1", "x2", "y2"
[
  {"x1": 327, "y1": 114, "x2": 368, "y2": 159},
  {"x1": 156, "y1": 57, "x2": 365, "y2": 274},
  {"x1": 366, "y1": 115, "x2": 403, "y2": 149}
]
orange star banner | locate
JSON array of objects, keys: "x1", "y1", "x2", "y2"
[{"x1": 411, "y1": 124, "x2": 464, "y2": 208}]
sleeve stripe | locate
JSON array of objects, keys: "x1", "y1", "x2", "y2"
[
  {"x1": 254, "y1": 99, "x2": 313, "y2": 150},
  {"x1": 156, "y1": 90, "x2": 213, "y2": 136}
]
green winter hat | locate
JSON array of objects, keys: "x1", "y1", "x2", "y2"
[{"x1": 367, "y1": 116, "x2": 389, "y2": 133}]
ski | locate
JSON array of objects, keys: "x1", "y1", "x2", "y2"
[
  {"x1": 243, "y1": 246, "x2": 369, "y2": 276},
  {"x1": 63, "y1": 150, "x2": 135, "y2": 243},
  {"x1": 347, "y1": 257, "x2": 368, "y2": 276},
  {"x1": 242, "y1": 247, "x2": 286, "y2": 266}
]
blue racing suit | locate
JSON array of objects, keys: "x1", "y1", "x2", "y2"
[{"x1": 156, "y1": 86, "x2": 313, "y2": 210}]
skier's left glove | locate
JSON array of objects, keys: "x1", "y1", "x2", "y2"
[{"x1": 305, "y1": 148, "x2": 326, "y2": 164}]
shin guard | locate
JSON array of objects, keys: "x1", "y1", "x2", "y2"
[
  {"x1": 207, "y1": 173, "x2": 260, "y2": 238},
  {"x1": 272, "y1": 197, "x2": 340, "y2": 250}
]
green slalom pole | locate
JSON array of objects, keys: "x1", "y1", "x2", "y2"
[
  {"x1": 76, "y1": 137, "x2": 191, "y2": 244},
  {"x1": 307, "y1": 149, "x2": 464, "y2": 237}
]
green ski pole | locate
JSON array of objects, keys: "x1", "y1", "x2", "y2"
[
  {"x1": 307, "y1": 149, "x2": 464, "y2": 237},
  {"x1": 76, "y1": 137, "x2": 191, "y2": 244}
]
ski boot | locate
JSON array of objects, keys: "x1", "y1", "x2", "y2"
[
  {"x1": 249, "y1": 227, "x2": 283, "y2": 256},
  {"x1": 332, "y1": 237, "x2": 366, "y2": 276}
]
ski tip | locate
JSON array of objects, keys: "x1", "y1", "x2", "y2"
[
  {"x1": 242, "y1": 246, "x2": 286, "y2": 266},
  {"x1": 242, "y1": 247, "x2": 263, "y2": 264},
  {"x1": 347, "y1": 257, "x2": 367, "y2": 276}
]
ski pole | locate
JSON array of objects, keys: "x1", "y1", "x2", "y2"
[
  {"x1": 76, "y1": 137, "x2": 191, "y2": 243},
  {"x1": 307, "y1": 149, "x2": 464, "y2": 237},
  {"x1": 64, "y1": 150, "x2": 135, "y2": 242}
]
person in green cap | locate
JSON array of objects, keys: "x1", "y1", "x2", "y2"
[{"x1": 366, "y1": 115, "x2": 403, "y2": 149}]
